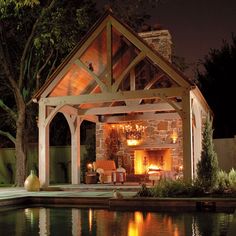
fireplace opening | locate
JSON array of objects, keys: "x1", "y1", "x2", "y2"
[{"x1": 134, "y1": 149, "x2": 172, "y2": 175}]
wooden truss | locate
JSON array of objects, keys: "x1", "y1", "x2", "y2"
[{"x1": 33, "y1": 11, "x2": 210, "y2": 187}]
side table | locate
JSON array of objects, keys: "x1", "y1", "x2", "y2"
[{"x1": 85, "y1": 172, "x2": 97, "y2": 184}]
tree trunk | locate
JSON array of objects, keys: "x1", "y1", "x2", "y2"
[{"x1": 15, "y1": 102, "x2": 26, "y2": 186}]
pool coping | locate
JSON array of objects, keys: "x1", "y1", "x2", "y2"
[{"x1": 1, "y1": 195, "x2": 236, "y2": 212}]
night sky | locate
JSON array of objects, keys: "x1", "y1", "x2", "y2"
[
  {"x1": 148, "y1": 0, "x2": 236, "y2": 76},
  {"x1": 98, "y1": 0, "x2": 236, "y2": 77}
]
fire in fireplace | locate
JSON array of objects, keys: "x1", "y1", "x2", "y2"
[
  {"x1": 134, "y1": 149, "x2": 172, "y2": 175},
  {"x1": 147, "y1": 164, "x2": 162, "y2": 175}
]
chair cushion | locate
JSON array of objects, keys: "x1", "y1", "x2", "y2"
[{"x1": 95, "y1": 160, "x2": 116, "y2": 171}]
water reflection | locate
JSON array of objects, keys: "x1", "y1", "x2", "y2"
[{"x1": 0, "y1": 207, "x2": 233, "y2": 236}]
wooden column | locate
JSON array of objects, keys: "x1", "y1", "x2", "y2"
[
  {"x1": 38, "y1": 102, "x2": 50, "y2": 187},
  {"x1": 192, "y1": 97, "x2": 203, "y2": 178},
  {"x1": 71, "y1": 116, "x2": 81, "y2": 184},
  {"x1": 182, "y1": 89, "x2": 193, "y2": 181}
]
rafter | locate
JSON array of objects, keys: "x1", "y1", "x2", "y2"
[
  {"x1": 75, "y1": 59, "x2": 108, "y2": 92},
  {"x1": 106, "y1": 21, "x2": 112, "y2": 90},
  {"x1": 112, "y1": 51, "x2": 146, "y2": 92},
  {"x1": 39, "y1": 20, "x2": 108, "y2": 98},
  {"x1": 144, "y1": 74, "x2": 165, "y2": 90}
]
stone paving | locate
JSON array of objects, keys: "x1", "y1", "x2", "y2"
[{"x1": 0, "y1": 183, "x2": 140, "y2": 200}]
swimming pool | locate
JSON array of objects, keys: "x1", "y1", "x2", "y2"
[{"x1": 0, "y1": 207, "x2": 233, "y2": 235}]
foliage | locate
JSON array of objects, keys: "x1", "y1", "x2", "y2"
[
  {"x1": 151, "y1": 179, "x2": 204, "y2": 197},
  {"x1": 217, "y1": 170, "x2": 230, "y2": 193},
  {"x1": 228, "y1": 168, "x2": 236, "y2": 191},
  {"x1": 134, "y1": 177, "x2": 236, "y2": 198},
  {"x1": 0, "y1": 0, "x2": 98, "y2": 185},
  {"x1": 135, "y1": 183, "x2": 153, "y2": 197},
  {"x1": 197, "y1": 35, "x2": 236, "y2": 138},
  {"x1": 196, "y1": 116, "x2": 219, "y2": 192}
]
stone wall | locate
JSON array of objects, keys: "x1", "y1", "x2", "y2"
[
  {"x1": 96, "y1": 119, "x2": 183, "y2": 174},
  {"x1": 139, "y1": 30, "x2": 172, "y2": 62}
]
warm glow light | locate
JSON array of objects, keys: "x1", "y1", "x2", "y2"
[
  {"x1": 89, "y1": 208, "x2": 93, "y2": 232},
  {"x1": 121, "y1": 121, "x2": 146, "y2": 146},
  {"x1": 174, "y1": 227, "x2": 180, "y2": 236},
  {"x1": 148, "y1": 164, "x2": 161, "y2": 170},
  {"x1": 127, "y1": 139, "x2": 141, "y2": 146},
  {"x1": 134, "y1": 150, "x2": 147, "y2": 174},
  {"x1": 128, "y1": 222, "x2": 139, "y2": 236},
  {"x1": 134, "y1": 212, "x2": 143, "y2": 224},
  {"x1": 171, "y1": 131, "x2": 178, "y2": 144},
  {"x1": 147, "y1": 164, "x2": 162, "y2": 174},
  {"x1": 128, "y1": 212, "x2": 144, "y2": 236},
  {"x1": 87, "y1": 163, "x2": 93, "y2": 171}
]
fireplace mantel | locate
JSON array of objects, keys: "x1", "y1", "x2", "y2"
[{"x1": 128, "y1": 143, "x2": 178, "y2": 150}]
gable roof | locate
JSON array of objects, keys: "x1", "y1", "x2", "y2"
[{"x1": 33, "y1": 10, "x2": 194, "y2": 102}]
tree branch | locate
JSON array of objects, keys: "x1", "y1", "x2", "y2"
[
  {"x1": 0, "y1": 130, "x2": 16, "y2": 145},
  {"x1": 0, "y1": 99, "x2": 17, "y2": 121},
  {"x1": 46, "y1": 49, "x2": 58, "y2": 80},
  {"x1": 36, "y1": 48, "x2": 53, "y2": 90},
  {"x1": 19, "y1": 0, "x2": 57, "y2": 90}
]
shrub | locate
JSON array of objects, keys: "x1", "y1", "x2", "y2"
[
  {"x1": 196, "y1": 117, "x2": 219, "y2": 192},
  {"x1": 151, "y1": 179, "x2": 204, "y2": 197},
  {"x1": 217, "y1": 170, "x2": 229, "y2": 192},
  {"x1": 135, "y1": 183, "x2": 153, "y2": 197},
  {"x1": 228, "y1": 168, "x2": 236, "y2": 191}
]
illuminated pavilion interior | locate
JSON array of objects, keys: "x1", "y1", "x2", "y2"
[{"x1": 33, "y1": 10, "x2": 211, "y2": 187}]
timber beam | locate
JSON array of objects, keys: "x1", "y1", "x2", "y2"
[
  {"x1": 102, "y1": 112, "x2": 180, "y2": 123},
  {"x1": 41, "y1": 87, "x2": 186, "y2": 106},
  {"x1": 77, "y1": 102, "x2": 182, "y2": 116}
]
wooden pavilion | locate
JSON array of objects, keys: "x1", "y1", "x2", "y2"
[{"x1": 33, "y1": 11, "x2": 211, "y2": 187}]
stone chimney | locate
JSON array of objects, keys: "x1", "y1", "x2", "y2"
[{"x1": 139, "y1": 30, "x2": 172, "y2": 62}]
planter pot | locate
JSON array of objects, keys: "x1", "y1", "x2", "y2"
[{"x1": 24, "y1": 170, "x2": 40, "y2": 192}]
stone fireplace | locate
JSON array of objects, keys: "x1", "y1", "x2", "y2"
[{"x1": 96, "y1": 119, "x2": 183, "y2": 179}]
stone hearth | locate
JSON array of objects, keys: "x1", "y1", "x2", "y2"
[{"x1": 96, "y1": 119, "x2": 183, "y2": 176}]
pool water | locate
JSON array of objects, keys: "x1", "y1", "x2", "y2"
[{"x1": 0, "y1": 207, "x2": 234, "y2": 236}]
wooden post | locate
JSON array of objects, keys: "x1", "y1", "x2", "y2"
[
  {"x1": 71, "y1": 116, "x2": 81, "y2": 184},
  {"x1": 182, "y1": 89, "x2": 193, "y2": 181},
  {"x1": 38, "y1": 102, "x2": 50, "y2": 187}
]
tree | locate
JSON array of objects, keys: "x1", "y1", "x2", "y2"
[
  {"x1": 196, "y1": 117, "x2": 219, "y2": 192},
  {"x1": 0, "y1": 0, "x2": 98, "y2": 186},
  {"x1": 197, "y1": 35, "x2": 236, "y2": 138},
  {"x1": 0, "y1": 0, "x2": 161, "y2": 186}
]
